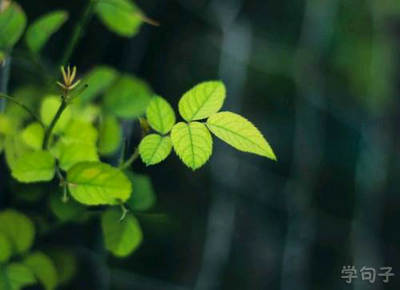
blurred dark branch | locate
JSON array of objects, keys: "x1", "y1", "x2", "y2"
[
  {"x1": 281, "y1": 1, "x2": 338, "y2": 290},
  {"x1": 0, "y1": 56, "x2": 10, "y2": 112}
]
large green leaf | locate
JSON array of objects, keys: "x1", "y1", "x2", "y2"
[
  {"x1": 146, "y1": 96, "x2": 176, "y2": 134},
  {"x1": 103, "y1": 75, "x2": 152, "y2": 118},
  {"x1": 57, "y1": 141, "x2": 99, "y2": 171},
  {"x1": 24, "y1": 252, "x2": 58, "y2": 290},
  {"x1": 206, "y1": 111, "x2": 276, "y2": 159},
  {"x1": 79, "y1": 66, "x2": 118, "y2": 103},
  {"x1": 25, "y1": 10, "x2": 68, "y2": 53},
  {"x1": 126, "y1": 173, "x2": 156, "y2": 211},
  {"x1": 0, "y1": 2, "x2": 27, "y2": 49},
  {"x1": 63, "y1": 119, "x2": 98, "y2": 144},
  {"x1": 11, "y1": 151, "x2": 56, "y2": 183},
  {"x1": 101, "y1": 208, "x2": 142, "y2": 257},
  {"x1": 21, "y1": 122, "x2": 44, "y2": 150},
  {"x1": 0, "y1": 233, "x2": 11, "y2": 263},
  {"x1": 0, "y1": 263, "x2": 36, "y2": 290},
  {"x1": 67, "y1": 162, "x2": 132, "y2": 205},
  {"x1": 170, "y1": 122, "x2": 213, "y2": 170},
  {"x1": 40, "y1": 96, "x2": 72, "y2": 133},
  {"x1": 0, "y1": 210, "x2": 35, "y2": 255},
  {"x1": 98, "y1": 114, "x2": 122, "y2": 155},
  {"x1": 178, "y1": 81, "x2": 226, "y2": 121},
  {"x1": 96, "y1": 0, "x2": 143, "y2": 37},
  {"x1": 139, "y1": 134, "x2": 172, "y2": 166}
]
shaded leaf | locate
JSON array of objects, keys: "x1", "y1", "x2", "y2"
[
  {"x1": 126, "y1": 173, "x2": 156, "y2": 211},
  {"x1": 98, "y1": 114, "x2": 122, "y2": 155},
  {"x1": 24, "y1": 252, "x2": 58, "y2": 290},
  {"x1": 49, "y1": 194, "x2": 86, "y2": 222},
  {"x1": 0, "y1": 2, "x2": 27, "y2": 49},
  {"x1": 79, "y1": 66, "x2": 118, "y2": 103},
  {"x1": 171, "y1": 122, "x2": 212, "y2": 170},
  {"x1": 0, "y1": 263, "x2": 36, "y2": 290},
  {"x1": 0, "y1": 233, "x2": 11, "y2": 263}
]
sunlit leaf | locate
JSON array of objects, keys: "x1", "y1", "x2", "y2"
[
  {"x1": 67, "y1": 161, "x2": 132, "y2": 205},
  {"x1": 171, "y1": 122, "x2": 213, "y2": 170},
  {"x1": 103, "y1": 75, "x2": 152, "y2": 119},
  {"x1": 146, "y1": 96, "x2": 176, "y2": 134},
  {"x1": 25, "y1": 10, "x2": 68, "y2": 53},
  {"x1": 101, "y1": 208, "x2": 142, "y2": 257},
  {"x1": 178, "y1": 81, "x2": 226, "y2": 121},
  {"x1": 0, "y1": 2, "x2": 27, "y2": 49},
  {"x1": 79, "y1": 66, "x2": 118, "y2": 103},
  {"x1": 11, "y1": 150, "x2": 55, "y2": 183},
  {"x1": 96, "y1": 0, "x2": 143, "y2": 37},
  {"x1": 40, "y1": 96, "x2": 72, "y2": 133},
  {"x1": 21, "y1": 122, "x2": 44, "y2": 150},
  {"x1": 207, "y1": 111, "x2": 276, "y2": 159},
  {"x1": 139, "y1": 134, "x2": 172, "y2": 166},
  {"x1": 4, "y1": 134, "x2": 31, "y2": 170},
  {"x1": 0, "y1": 209, "x2": 35, "y2": 255},
  {"x1": 24, "y1": 252, "x2": 58, "y2": 290},
  {"x1": 126, "y1": 173, "x2": 156, "y2": 211},
  {"x1": 98, "y1": 114, "x2": 122, "y2": 155}
]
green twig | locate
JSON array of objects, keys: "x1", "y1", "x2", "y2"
[
  {"x1": 0, "y1": 93, "x2": 44, "y2": 127},
  {"x1": 119, "y1": 147, "x2": 140, "y2": 170},
  {"x1": 42, "y1": 98, "x2": 68, "y2": 149},
  {"x1": 60, "y1": 0, "x2": 96, "y2": 66},
  {"x1": 119, "y1": 203, "x2": 129, "y2": 222}
]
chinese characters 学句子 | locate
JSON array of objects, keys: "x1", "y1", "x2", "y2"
[{"x1": 341, "y1": 266, "x2": 394, "y2": 284}]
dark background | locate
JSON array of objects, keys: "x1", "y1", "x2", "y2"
[{"x1": 6, "y1": 0, "x2": 400, "y2": 289}]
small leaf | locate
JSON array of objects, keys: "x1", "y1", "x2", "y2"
[
  {"x1": 101, "y1": 208, "x2": 142, "y2": 257},
  {"x1": 4, "y1": 134, "x2": 31, "y2": 170},
  {"x1": 2, "y1": 263, "x2": 36, "y2": 290},
  {"x1": 49, "y1": 195, "x2": 86, "y2": 222},
  {"x1": 23, "y1": 252, "x2": 58, "y2": 290},
  {"x1": 103, "y1": 75, "x2": 152, "y2": 119},
  {"x1": 58, "y1": 142, "x2": 99, "y2": 171},
  {"x1": 25, "y1": 10, "x2": 68, "y2": 53},
  {"x1": 40, "y1": 96, "x2": 72, "y2": 133},
  {"x1": 126, "y1": 173, "x2": 156, "y2": 211},
  {"x1": 146, "y1": 96, "x2": 176, "y2": 134},
  {"x1": 139, "y1": 134, "x2": 172, "y2": 165},
  {"x1": 79, "y1": 66, "x2": 118, "y2": 103},
  {"x1": 0, "y1": 210, "x2": 35, "y2": 255},
  {"x1": 96, "y1": 0, "x2": 143, "y2": 37},
  {"x1": 11, "y1": 151, "x2": 56, "y2": 183},
  {"x1": 98, "y1": 114, "x2": 122, "y2": 155},
  {"x1": 0, "y1": 233, "x2": 11, "y2": 263},
  {"x1": 207, "y1": 111, "x2": 276, "y2": 159},
  {"x1": 67, "y1": 161, "x2": 132, "y2": 205},
  {"x1": 170, "y1": 122, "x2": 213, "y2": 170},
  {"x1": 63, "y1": 119, "x2": 98, "y2": 145},
  {"x1": 178, "y1": 81, "x2": 226, "y2": 121},
  {"x1": 46, "y1": 249, "x2": 77, "y2": 285},
  {"x1": 21, "y1": 122, "x2": 44, "y2": 150},
  {"x1": 0, "y1": 2, "x2": 27, "y2": 49}
]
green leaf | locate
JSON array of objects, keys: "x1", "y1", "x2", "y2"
[
  {"x1": 0, "y1": 233, "x2": 11, "y2": 263},
  {"x1": 11, "y1": 150, "x2": 55, "y2": 182},
  {"x1": 96, "y1": 0, "x2": 143, "y2": 37},
  {"x1": 101, "y1": 208, "x2": 142, "y2": 257},
  {"x1": 21, "y1": 122, "x2": 44, "y2": 150},
  {"x1": 58, "y1": 141, "x2": 99, "y2": 171},
  {"x1": 4, "y1": 134, "x2": 31, "y2": 170},
  {"x1": 171, "y1": 122, "x2": 213, "y2": 170},
  {"x1": 0, "y1": 210, "x2": 35, "y2": 255},
  {"x1": 0, "y1": 263, "x2": 36, "y2": 290},
  {"x1": 206, "y1": 111, "x2": 276, "y2": 159},
  {"x1": 46, "y1": 249, "x2": 77, "y2": 285},
  {"x1": 24, "y1": 252, "x2": 58, "y2": 290},
  {"x1": 40, "y1": 96, "x2": 72, "y2": 133},
  {"x1": 139, "y1": 134, "x2": 172, "y2": 166},
  {"x1": 103, "y1": 75, "x2": 152, "y2": 119},
  {"x1": 25, "y1": 10, "x2": 68, "y2": 53},
  {"x1": 49, "y1": 194, "x2": 86, "y2": 222},
  {"x1": 63, "y1": 119, "x2": 98, "y2": 145},
  {"x1": 79, "y1": 66, "x2": 118, "y2": 103},
  {"x1": 126, "y1": 173, "x2": 156, "y2": 211},
  {"x1": 146, "y1": 96, "x2": 176, "y2": 134},
  {"x1": 67, "y1": 162, "x2": 132, "y2": 205},
  {"x1": 0, "y1": 2, "x2": 27, "y2": 49},
  {"x1": 178, "y1": 81, "x2": 226, "y2": 121},
  {"x1": 98, "y1": 114, "x2": 122, "y2": 155}
]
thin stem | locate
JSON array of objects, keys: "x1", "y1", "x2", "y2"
[
  {"x1": 0, "y1": 93, "x2": 44, "y2": 127},
  {"x1": 0, "y1": 55, "x2": 10, "y2": 112},
  {"x1": 119, "y1": 147, "x2": 140, "y2": 170},
  {"x1": 60, "y1": 0, "x2": 96, "y2": 66},
  {"x1": 42, "y1": 98, "x2": 68, "y2": 150}
]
